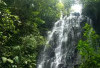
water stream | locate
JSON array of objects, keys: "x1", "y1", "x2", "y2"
[{"x1": 37, "y1": 1, "x2": 92, "y2": 68}]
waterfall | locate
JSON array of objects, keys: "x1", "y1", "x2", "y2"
[{"x1": 37, "y1": 1, "x2": 92, "y2": 68}]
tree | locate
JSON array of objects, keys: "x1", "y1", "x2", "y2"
[
  {"x1": 78, "y1": 23, "x2": 100, "y2": 68},
  {"x1": 0, "y1": 0, "x2": 62, "y2": 68}
]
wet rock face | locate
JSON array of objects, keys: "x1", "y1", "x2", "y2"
[
  {"x1": 37, "y1": 12, "x2": 87, "y2": 68},
  {"x1": 72, "y1": 12, "x2": 80, "y2": 17},
  {"x1": 61, "y1": 27, "x2": 82, "y2": 68}
]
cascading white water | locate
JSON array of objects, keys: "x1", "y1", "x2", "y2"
[{"x1": 37, "y1": 1, "x2": 92, "y2": 68}]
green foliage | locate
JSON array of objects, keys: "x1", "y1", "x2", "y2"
[
  {"x1": 78, "y1": 23, "x2": 100, "y2": 68},
  {"x1": 10, "y1": 35, "x2": 45, "y2": 68},
  {"x1": 56, "y1": 2, "x2": 64, "y2": 11},
  {"x1": 0, "y1": 0, "x2": 61, "y2": 68},
  {"x1": 0, "y1": 2, "x2": 21, "y2": 46}
]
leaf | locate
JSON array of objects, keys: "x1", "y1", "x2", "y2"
[
  {"x1": 7, "y1": 59, "x2": 14, "y2": 63},
  {"x1": 2, "y1": 57, "x2": 7, "y2": 63},
  {"x1": 14, "y1": 56, "x2": 19, "y2": 63}
]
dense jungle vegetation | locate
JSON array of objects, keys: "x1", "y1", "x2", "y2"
[{"x1": 0, "y1": 0, "x2": 100, "y2": 68}]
